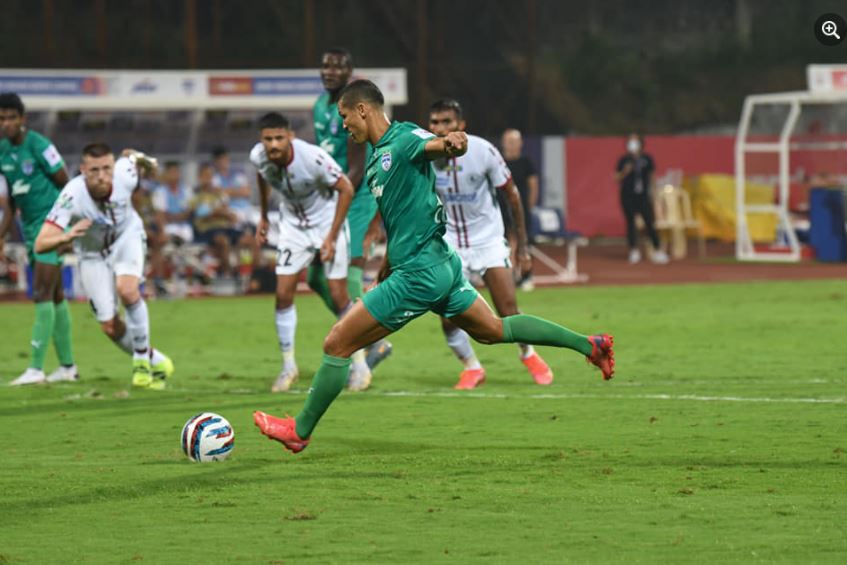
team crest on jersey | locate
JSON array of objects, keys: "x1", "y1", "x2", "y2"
[
  {"x1": 21, "y1": 160, "x2": 34, "y2": 175},
  {"x1": 381, "y1": 151, "x2": 392, "y2": 171}
]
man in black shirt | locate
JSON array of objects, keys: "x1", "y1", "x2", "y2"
[
  {"x1": 501, "y1": 128, "x2": 539, "y2": 288},
  {"x1": 615, "y1": 134, "x2": 668, "y2": 264}
]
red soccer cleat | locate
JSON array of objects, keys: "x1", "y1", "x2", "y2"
[
  {"x1": 454, "y1": 367, "x2": 486, "y2": 390},
  {"x1": 253, "y1": 411, "x2": 310, "y2": 453},
  {"x1": 586, "y1": 334, "x2": 615, "y2": 380},
  {"x1": 521, "y1": 352, "x2": 554, "y2": 385}
]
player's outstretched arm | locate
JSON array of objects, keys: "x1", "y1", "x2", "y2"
[
  {"x1": 424, "y1": 131, "x2": 468, "y2": 160},
  {"x1": 256, "y1": 173, "x2": 271, "y2": 245},
  {"x1": 320, "y1": 174, "x2": 355, "y2": 262},
  {"x1": 35, "y1": 219, "x2": 92, "y2": 254},
  {"x1": 501, "y1": 179, "x2": 532, "y2": 274}
]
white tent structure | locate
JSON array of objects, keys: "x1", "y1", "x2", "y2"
[{"x1": 735, "y1": 64, "x2": 847, "y2": 262}]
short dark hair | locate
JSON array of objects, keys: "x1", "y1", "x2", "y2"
[
  {"x1": 212, "y1": 146, "x2": 228, "y2": 159},
  {"x1": 429, "y1": 98, "x2": 463, "y2": 120},
  {"x1": 338, "y1": 79, "x2": 384, "y2": 109},
  {"x1": 258, "y1": 112, "x2": 290, "y2": 130},
  {"x1": 198, "y1": 161, "x2": 214, "y2": 172},
  {"x1": 81, "y1": 142, "x2": 112, "y2": 159},
  {"x1": 164, "y1": 160, "x2": 181, "y2": 170},
  {"x1": 0, "y1": 92, "x2": 24, "y2": 115},
  {"x1": 322, "y1": 47, "x2": 353, "y2": 68}
]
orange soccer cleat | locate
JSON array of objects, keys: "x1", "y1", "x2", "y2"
[
  {"x1": 521, "y1": 352, "x2": 554, "y2": 385},
  {"x1": 253, "y1": 411, "x2": 310, "y2": 453},
  {"x1": 586, "y1": 334, "x2": 615, "y2": 380},
  {"x1": 454, "y1": 367, "x2": 486, "y2": 390}
]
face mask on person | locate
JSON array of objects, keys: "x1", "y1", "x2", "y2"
[{"x1": 627, "y1": 139, "x2": 641, "y2": 154}]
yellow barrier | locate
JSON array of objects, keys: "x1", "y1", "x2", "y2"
[{"x1": 683, "y1": 174, "x2": 778, "y2": 243}]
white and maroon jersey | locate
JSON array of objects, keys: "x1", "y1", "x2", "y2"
[
  {"x1": 46, "y1": 156, "x2": 143, "y2": 256},
  {"x1": 250, "y1": 138, "x2": 343, "y2": 229},
  {"x1": 432, "y1": 134, "x2": 512, "y2": 249}
]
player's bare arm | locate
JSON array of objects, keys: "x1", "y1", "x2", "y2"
[
  {"x1": 49, "y1": 168, "x2": 69, "y2": 190},
  {"x1": 424, "y1": 131, "x2": 468, "y2": 160},
  {"x1": 320, "y1": 174, "x2": 354, "y2": 262},
  {"x1": 362, "y1": 210, "x2": 383, "y2": 261},
  {"x1": 35, "y1": 218, "x2": 93, "y2": 254},
  {"x1": 345, "y1": 137, "x2": 366, "y2": 188},
  {"x1": 501, "y1": 179, "x2": 532, "y2": 273},
  {"x1": 256, "y1": 172, "x2": 271, "y2": 245}
]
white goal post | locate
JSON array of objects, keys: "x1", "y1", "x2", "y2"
[{"x1": 735, "y1": 64, "x2": 847, "y2": 262}]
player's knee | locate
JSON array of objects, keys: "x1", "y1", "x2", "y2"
[
  {"x1": 467, "y1": 319, "x2": 504, "y2": 345},
  {"x1": 441, "y1": 317, "x2": 457, "y2": 335},
  {"x1": 322, "y1": 324, "x2": 350, "y2": 357},
  {"x1": 116, "y1": 282, "x2": 140, "y2": 305},
  {"x1": 275, "y1": 292, "x2": 294, "y2": 310},
  {"x1": 496, "y1": 299, "x2": 519, "y2": 317}
]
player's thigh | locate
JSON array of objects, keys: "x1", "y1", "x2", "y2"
[
  {"x1": 31, "y1": 259, "x2": 62, "y2": 302},
  {"x1": 322, "y1": 222, "x2": 350, "y2": 281},
  {"x1": 482, "y1": 267, "x2": 519, "y2": 317},
  {"x1": 361, "y1": 270, "x2": 429, "y2": 332},
  {"x1": 275, "y1": 224, "x2": 315, "y2": 277},
  {"x1": 79, "y1": 259, "x2": 117, "y2": 322},
  {"x1": 324, "y1": 300, "x2": 392, "y2": 357},
  {"x1": 449, "y1": 295, "x2": 504, "y2": 345},
  {"x1": 112, "y1": 233, "x2": 146, "y2": 280}
]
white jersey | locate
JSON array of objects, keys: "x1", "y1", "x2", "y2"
[
  {"x1": 432, "y1": 134, "x2": 512, "y2": 248},
  {"x1": 250, "y1": 138, "x2": 343, "y2": 229},
  {"x1": 46, "y1": 156, "x2": 144, "y2": 256}
]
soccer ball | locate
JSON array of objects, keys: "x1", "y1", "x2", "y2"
[{"x1": 181, "y1": 412, "x2": 235, "y2": 462}]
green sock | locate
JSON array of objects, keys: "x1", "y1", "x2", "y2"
[
  {"x1": 30, "y1": 301, "x2": 56, "y2": 370},
  {"x1": 347, "y1": 265, "x2": 364, "y2": 301},
  {"x1": 306, "y1": 264, "x2": 337, "y2": 314},
  {"x1": 295, "y1": 353, "x2": 351, "y2": 438},
  {"x1": 502, "y1": 314, "x2": 593, "y2": 357},
  {"x1": 53, "y1": 300, "x2": 75, "y2": 366}
]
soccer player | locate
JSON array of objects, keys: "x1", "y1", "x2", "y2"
[
  {"x1": 0, "y1": 92, "x2": 78, "y2": 386},
  {"x1": 251, "y1": 112, "x2": 371, "y2": 393},
  {"x1": 34, "y1": 143, "x2": 174, "y2": 389},
  {"x1": 253, "y1": 80, "x2": 615, "y2": 453},
  {"x1": 312, "y1": 47, "x2": 392, "y2": 371},
  {"x1": 428, "y1": 98, "x2": 553, "y2": 389}
]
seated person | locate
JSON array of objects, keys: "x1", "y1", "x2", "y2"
[
  {"x1": 152, "y1": 161, "x2": 193, "y2": 243},
  {"x1": 189, "y1": 163, "x2": 240, "y2": 278},
  {"x1": 212, "y1": 146, "x2": 261, "y2": 272},
  {"x1": 133, "y1": 176, "x2": 168, "y2": 295}
]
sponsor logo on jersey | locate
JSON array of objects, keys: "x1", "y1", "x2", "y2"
[
  {"x1": 371, "y1": 184, "x2": 384, "y2": 199},
  {"x1": 11, "y1": 179, "x2": 30, "y2": 196},
  {"x1": 442, "y1": 192, "x2": 478, "y2": 204},
  {"x1": 21, "y1": 160, "x2": 34, "y2": 176},
  {"x1": 1, "y1": 164, "x2": 13, "y2": 172},
  {"x1": 381, "y1": 151, "x2": 392, "y2": 171}
]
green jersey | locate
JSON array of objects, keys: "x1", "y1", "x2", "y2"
[
  {"x1": 0, "y1": 130, "x2": 65, "y2": 242},
  {"x1": 313, "y1": 92, "x2": 372, "y2": 188},
  {"x1": 366, "y1": 121, "x2": 450, "y2": 272}
]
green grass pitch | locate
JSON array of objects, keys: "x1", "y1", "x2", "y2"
[{"x1": 1, "y1": 280, "x2": 845, "y2": 563}]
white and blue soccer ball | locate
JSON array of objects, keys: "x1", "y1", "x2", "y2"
[{"x1": 181, "y1": 412, "x2": 235, "y2": 462}]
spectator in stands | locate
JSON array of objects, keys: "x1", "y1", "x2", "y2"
[
  {"x1": 211, "y1": 145, "x2": 261, "y2": 274},
  {"x1": 189, "y1": 163, "x2": 240, "y2": 278},
  {"x1": 153, "y1": 161, "x2": 193, "y2": 244},
  {"x1": 615, "y1": 133, "x2": 669, "y2": 264},
  {"x1": 501, "y1": 128, "x2": 539, "y2": 290}
]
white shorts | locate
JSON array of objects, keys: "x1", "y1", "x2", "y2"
[
  {"x1": 276, "y1": 219, "x2": 349, "y2": 279},
  {"x1": 79, "y1": 233, "x2": 146, "y2": 322},
  {"x1": 454, "y1": 238, "x2": 512, "y2": 278}
]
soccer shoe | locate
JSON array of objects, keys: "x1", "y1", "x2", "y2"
[
  {"x1": 521, "y1": 352, "x2": 554, "y2": 385},
  {"x1": 651, "y1": 250, "x2": 670, "y2": 264},
  {"x1": 10, "y1": 368, "x2": 46, "y2": 386},
  {"x1": 271, "y1": 365, "x2": 299, "y2": 393},
  {"x1": 131, "y1": 358, "x2": 154, "y2": 388},
  {"x1": 586, "y1": 334, "x2": 615, "y2": 380},
  {"x1": 253, "y1": 411, "x2": 309, "y2": 454},
  {"x1": 628, "y1": 249, "x2": 642, "y2": 264},
  {"x1": 149, "y1": 354, "x2": 175, "y2": 391},
  {"x1": 46, "y1": 365, "x2": 80, "y2": 383},
  {"x1": 454, "y1": 367, "x2": 486, "y2": 390},
  {"x1": 347, "y1": 364, "x2": 373, "y2": 392},
  {"x1": 365, "y1": 339, "x2": 393, "y2": 370}
]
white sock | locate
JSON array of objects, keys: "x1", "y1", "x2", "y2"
[
  {"x1": 519, "y1": 344, "x2": 535, "y2": 359},
  {"x1": 125, "y1": 300, "x2": 151, "y2": 361},
  {"x1": 446, "y1": 328, "x2": 481, "y2": 370},
  {"x1": 150, "y1": 348, "x2": 166, "y2": 365},
  {"x1": 276, "y1": 306, "x2": 297, "y2": 367},
  {"x1": 113, "y1": 325, "x2": 134, "y2": 355}
]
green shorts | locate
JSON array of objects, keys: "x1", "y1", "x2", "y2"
[
  {"x1": 26, "y1": 240, "x2": 63, "y2": 267},
  {"x1": 347, "y1": 187, "x2": 378, "y2": 259},
  {"x1": 362, "y1": 251, "x2": 479, "y2": 331}
]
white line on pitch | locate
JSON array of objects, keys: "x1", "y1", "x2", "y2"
[{"x1": 370, "y1": 391, "x2": 847, "y2": 404}]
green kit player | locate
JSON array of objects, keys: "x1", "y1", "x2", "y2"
[
  {"x1": 0, "y1": 93, "x2": 78, "y2": 386},
  {"x1": 312, "y1": 47, "x2": 392, "y2": 371},
  {"x1": 254, "y1": 80, "x2": 616, "y2": 453}
]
